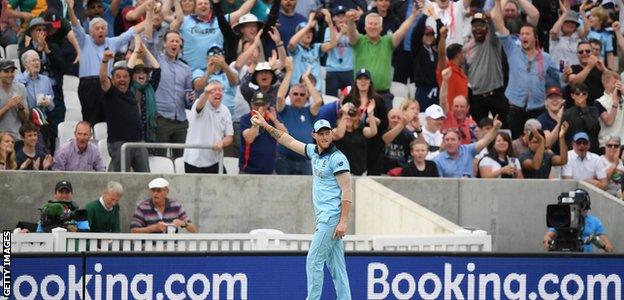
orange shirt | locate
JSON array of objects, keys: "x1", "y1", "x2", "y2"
[
  {"x1": 436, "y1": 61, "x2": 469, "y2": 111},
  {"x1": 442, "y1": 114, "x2": 476, "y2": 145}
]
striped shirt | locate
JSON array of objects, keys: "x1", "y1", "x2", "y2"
[{"x1": 130, "y1": 198, "x2": 189, "y2": 229}]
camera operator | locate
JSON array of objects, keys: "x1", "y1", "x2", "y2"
[
  {"x1": 543, "y1": 189, "x2": 614, "y2": 253},
  {"x1": 35, "y1": 180, "x2": 90, "y2": 233}
]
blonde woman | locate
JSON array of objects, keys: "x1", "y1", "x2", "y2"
[{"x1": 0, "y1": 132, "x2": 17, "y2": 170}]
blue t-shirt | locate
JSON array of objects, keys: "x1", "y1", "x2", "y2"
[
  {"x1": 305, "y1": 144, "x2": 350, "y2": 223},
  {"x1": 324, "y1": 28, "x2": 353, "y2": 72},
  {"x1": 289, "y1": 43, "x2": 323, "y2": 91},
  {"x1": 239, "y1": 113, "x2": 277, "y2": 174},
  {"x1": 278, "y1": 105, "x2": 314, "y2": 160},
  {"x1": 434, "y1": 143, "x2": 478, "y2": 178},
  {"x1": 278, "y1": 13, "x2": 306, "y2": 52},
  {"x1": 192, "y1": 69, "x2": 236, "y2": 116},
  {"x1": 587, "y1": 30, "x2": 614, "y2": 58},
  {"x1": 549, "y1": 214, "x2": 606, "y2": 252},
  {"x1": 82, "y1": 7, "x2": 116, "y2": 37},
  {"x1": 181, "y1": 15, "x2": 224, "y2": 71},
  {"x1": 316, "y1": 102, "x2": 340, "y2": 127}
]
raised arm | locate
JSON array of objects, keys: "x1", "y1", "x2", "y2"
[
  {"x1": 382, "y1": 110, "x2": 414, "y2": 145},
  {"x1": 392, "y1": 2, "x2": 419, "y2": 48},
  {"x1": 229, "y1": 0, "x2": 257, "y2": 26},
  {"x1": 126, "y1": 0, "x2": 153, "y2": 21},
  {"x1": 145, "y1": 0, "x2": 155, "y2": 42},
  {"x1": 288, "y1": 13, "x2": 316, "y2": 52},
  {"x1": 346, "y1": 9, "x2": 362, "y2": 46},
  {"x1": 475, "y1": 115, "x2": 502, "y2": 152},
  {"x1": 235, "y1": 30, "x2": 262, "y2": 70},
  {"x1": 549, "y1": 2, "x2": 568, "y2": 39},
  {"x1": 320, "y1": 9, "x2": 337, "y2": 53},
  {"x1": 521, "y1": 128, "x2": 545, "y2": 170},
  {"x1": 66, "y1": 0, "x2": 81, "y2": 27},
  {"x1": 439, "y1": 67, "x2": 451, "y2": 114},
  {"x1": 362, "y1": 105, "x2": 378, "y2": 138},
  {"x1": 437, "y1": 26, "x2": 448, "y2": 71},
  {"x1": 518, "y1": 0, "x2": 539, "y2": 26},
  {"x1": 276, "y1": 57, "x2": 293, "y2": 113},
  {"x1": 551, "y1": 122, "x2": 568, "y2": 166},
  {"x1": 169, "y1": 0, "x2": 184, "y2": 32},
  {"x1": 99, "y1": 50, "x2": 114, "y2": 92},
  {"x1": 302, "y1": 68, "x2": 323, "y2": 116},
  {"x1": 250, "y1": 110, "x2": 306, "y2": 156},
  {"x1": 492, "y1": 0, "x2": 509, "y2": 36}
]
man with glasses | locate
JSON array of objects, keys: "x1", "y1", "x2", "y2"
[
  {"x1": 595, "y1": 71, "x2": 624, "y2": 151},
  {"x1": 561, "y1": 83, "x2": 601, "y2": 154},
  {"x1": 564, "y1": 41, "x2": 605, "y2": 108},
  {"x1": 562, "y1": 132, "x2": 608, "y2": 190}
]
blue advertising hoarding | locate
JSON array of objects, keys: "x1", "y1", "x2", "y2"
[{"x1": 5, "y1": 253, "x2": 624, "y2": 299}]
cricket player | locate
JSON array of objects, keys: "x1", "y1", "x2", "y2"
[{"x1": 250, "y1": 113, "x2": 352, "y2": 299}]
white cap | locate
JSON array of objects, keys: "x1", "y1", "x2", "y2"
[
  {"x1": 425, "y1": 104, "x2": 445, "y2": 119},
  {"x1": 148, "y1": 178, "x2": 169, "y2": 189}
]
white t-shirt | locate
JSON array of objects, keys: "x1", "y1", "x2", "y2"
[
  {"x1": 600, "y1": 155, "x2": 624, "y2": 195},
  {"x1": 562, "y1": 150, "x2": 607, "y2": 181},
  {"x1": 422, "y1": 127, "x2": 443, "y2": 160},
  {"x1": 478, "y1": 155, "x2": 522, "y2": 178},
  {"x1": 596, "y1": 93, "x2": 624, "y2": 148},
  {"x1": 183, "y1": 102, "x2": 234, "y2": 167},
  {"x1": 426, "y1": 0, "x2": 471, "y2": 45}
]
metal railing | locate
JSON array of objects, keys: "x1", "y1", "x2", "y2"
[{"x1": 120, "y1": 142, "x2": 223, "y2": 173}]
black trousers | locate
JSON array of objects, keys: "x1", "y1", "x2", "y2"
[
  {"x1": 392, "y1": 50, "x2": 414, "y2": 84},
  {"x1": 185, "y1": 162, "x2": 225, "y2": 174},
  {"x1": 78, "y1": 76, "x2": 105, "y2": 125},
  {"x1": 469, "y1": 87, "x2": 509, "y2": 129}
]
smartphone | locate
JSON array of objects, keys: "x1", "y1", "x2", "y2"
[{"x1": 559, "y1": 60, "x2": 565, "y2": 72}]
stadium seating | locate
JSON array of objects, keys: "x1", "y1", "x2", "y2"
[
  {"x1": 148, "y1": 156, "x2": 175, "y2": 174},
  {"x1": 390, "y1": 81, "x2": 408, "y2": 99},
  {"x1": 98, "y1": 138, "x2": 111, "y2": 168},
  {"x1": 93, "y1": 122, "x2": 107, "y2": 141},
  {"x1": 174, "y1": 157, "x2": 185, "y2": 174},
  {"x1": 64, "y1": 107, "x2": 83, "y2": 122},
  {"x1": 5, "y1": 44, "x2": 17, "y2": 60},
  {"x1": 57, "y1": 121, "x2": 78, "y2": 147},
  {"x1": 223, "y1": 157, "x2": 239, "y2": 175}
]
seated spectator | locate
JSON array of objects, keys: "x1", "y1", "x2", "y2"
[
  {"x1": 127, "y1": 35, "x2": 161, "y2": 143},
  {"x1": 401, "y1": 139, "x2": 440, "y2": 177},
  {"x1": 275, "y1": 59, "x2": 322, "y2": 175},
  {"x1": 239, "y1": 91, "x2": 286, "y2": 174},
  {"x1": 562, "y1": 83, "x2": 601, "y2": 153},
  {"x1": 381, "y1": 106, "x2": 416, "y2": 173},
  {"x1": 85, "y1": 181, "x2": 123, "y2": 233},
  {"x1": 400, "y1": 99, "x2": 421, "y2": 134},
  {"x1": 53, "y1": 121, "x2": 106, "y2": 172},
  {"x1": 333, "y1": 100, "x2": 378, "y2": 175},
  {"x1": 288, "y1": 10, "x2": 337, "y2": 92},
  {"x1": 562, "y1": 132, "x2": 608, "y2": 190},
  {"x1": 536, "y1": 87, "x2": 565, "y2": 153},
  {"x1": 435, "y1": 115, "x2": 502, "y2": 178},
  {"x1": 474, "y1": 118, "x2": 494, "y2": 160},
  {"x1": 600, "y1": 136, "x2": 624, "y2": 197},
  {"x1": 100, "y1": 50, "x2": 150, "y2": 172},
  {"x1": 512, "y1": 119, "x2": 542, "y2": 157},
  {"x1": 421, "y1": 104, "x2": 445, "y2": 160},
  {"x1": 183, "y1": 81, "x2": 233, "y2": 173},
  {"x1": 478, "y1": 132, "x2": 523, "y2": 179},
  {"x1": 36, "y1": 180, "x2": 90, "y2": 232},
  {"x1": 596, "y1": 71, "x2": 624, "y2": 150},
  {"x1": 16, "y1": 123, "x2": 52, "y2": 170},
  {"x1": 520, "y1": 124, "x2": 569, "y2": 179},
  {"x1": 130, "y1": 178, "x2": 197, "y2": 233},
  {"x1": 192, "y1": 44, "x2": 239, "y2": 117},
  {"x1": 0, "y1": 59, "x2": 28, "y2": 139},
  {"x1": 0, "y1": 131, "x2": 17, "y2": 170},
  {"x1": 439, "y1": 67, "x2": 476, "y2": 145}
]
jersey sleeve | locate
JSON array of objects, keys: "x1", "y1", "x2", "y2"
[
  {"x1": 331, "y1": 152, "x2": 350, "y2": 175},
  {"x1": 305, "y1": 143, "x2": 315, "y2": 160}
]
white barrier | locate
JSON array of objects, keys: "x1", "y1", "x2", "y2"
[{"x1": 11, "y1": 231, "x2": 491, "y2": 253}]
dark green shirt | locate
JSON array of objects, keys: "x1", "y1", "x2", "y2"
[{"x1": 85, "y1": 198, "x2": 120, "y2": 233}]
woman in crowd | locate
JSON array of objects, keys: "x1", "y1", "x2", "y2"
[
  {"x1": 478, "y1": 132, "x2": 523, "y2": 178},
  {"x1": 600, "y1": 136, "x2": 624, "y2": 197},
  {"x1": 333, "y1": 100, "x2": 378, "y2": 176},
  {"x1": 0, "y1": 132, "x2": 17, "y2": 170}
]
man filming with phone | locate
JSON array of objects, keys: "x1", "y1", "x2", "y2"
[{"x1": 130, "y1": 178, "x2": 197, "y2": 233}]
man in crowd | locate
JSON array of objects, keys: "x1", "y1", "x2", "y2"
[
  {"x1": 100, "y1": 49, "x2": 149, "y2": 172},
  {"x1": 0, "y1": 59, "x2": 28, "y2": 140},
  {"x1": 512, "y1": 118, "x2": 541, "y2": 156},
  {"x1": 562, "y1": 132, "x2": 608, "y2": 190},
  {"x1": 561, "y1": 83, "x2": 600, "y2": 154},
  {"x1": 131, "y1": 178, "x2": 197, "y2": 233},
  {"x1": 536, "y1": 87, "x2": 565, "y2": 153},
  {"x1": 565, "y1": 41, "x2": 605, "y2": 107},
  {"x1": 595, "y1": 71, "x2": 624, "y2": 150},
  {"x1": 53, "y1": 121, "x2": 106, "y2": 171},
  {"x1": 67, "y1": 0, "x2": 144, "y2": 126},
  {"x1": 36, "y1": 180, "x2": 90, "y2": 232},
  {"x1": 183, "y1": 81, "x2": 233, "y2": 173},
  {"x1": 86, "y1": 181, "x2": 123, "y2": 233},
  {"x1": 440, "y1": 68, "x2": 476, "y2": 145}
]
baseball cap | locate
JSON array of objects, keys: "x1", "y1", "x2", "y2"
[
  {"x1": 425, "y1": 104, "x2": 445, "y2": 119},
  {"x1": 0, "y1": 59, "x2": 17, "y2": 71},
  {"x1": 42, "y1": 8, "x2": 62, "y2": 29},
  {"x1": 332, "y1": 5, "x2": 347, "y2": 16},
  {"x1": 206, "y1": 44, "x2": 224, "y2": 57},
  {"x1": 313, "y1": 119, "x2": 332, "y2": 132},
  {"x1": 355, "y1": 68, "x2": 371, "y2": 80},
  {"x1": 471, "y1": 12, "x2": 487, "y2": 24},
  {"x1": 148, "y1": 178, "x2": 169, "y2": 189},
  {"x1": 573, "y1": 132, "x2": 590, "y2": 142},
  {"x1": 546, "y1": 86, "x2": 562, "y2": 97},
  {"x1": 252, "y1": 91, "x2": 269, "y2": 106},
  {"x1": 55, "y1": 181, "x2": 73, "y2": 193}
]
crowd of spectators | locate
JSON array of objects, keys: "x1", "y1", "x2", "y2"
[{"x1": 1, "y1": 0, "x2": 624, "y2": 196}]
